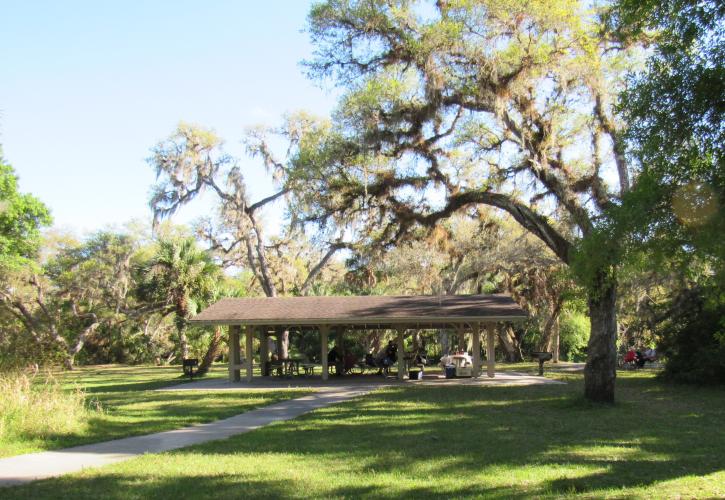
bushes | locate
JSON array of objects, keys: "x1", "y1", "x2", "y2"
[
  {"x1": 659, "y1": 288, "x2": 725, "y2": 385},
  {"x1": 0, "y1": 371, "x2": 92, "y2": 445},
  {"x1": 559, "y1": 311, "x2": 590, "y2": 362}
]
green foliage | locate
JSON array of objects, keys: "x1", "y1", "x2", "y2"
[
  {"x1": 138, "y1": 237, "x2": 220, "y2": 317},
  {"x1": 659, "y1": 288, "x2": 725, "y2": 385},
  {"x1": 602, "y1": 0, "x2": 725, "y2": 380},
  {"x1": 608, "y1": 0, "x2": 724, "y2": 274},
  {"x1": 559, "y1": 310, "x2": 590, "y2": 362},
  {"x1": 0, "y1": 151, "x2": 52, "y2": 269},
  {"x1": 138, "y1": 236, "x2": 221, "y2": 358}
]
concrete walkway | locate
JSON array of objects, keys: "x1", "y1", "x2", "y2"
[
  {"x1": 0, "y1": 386, "x2": 374, "y2": 488},
  {"x1": 160, "y1": 370, "x2": 566, "y2": 392}
]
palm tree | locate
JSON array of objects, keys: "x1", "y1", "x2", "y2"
[{"x1": 139, "y1": 237, "x2": 220, "y2": 360}]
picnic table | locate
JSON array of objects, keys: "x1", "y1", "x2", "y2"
[
  {"x1": 282, "y1": 358, "x2": 301, "y2": 376},
  {"x1": 270, "y1": 358, "x2": 301, "y2": 377}
]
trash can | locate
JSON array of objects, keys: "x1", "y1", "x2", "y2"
[
  {"x1": 409, "y1": 369, "x2": 423, "y2": 380},
  {"x1": 445, "y1": 365, "x2": 456, "y2": 379}
]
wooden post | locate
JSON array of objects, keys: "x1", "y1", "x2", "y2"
[
  {"x1": 320, "y1": 325, "x2": 329, "y2": 381},
  {"x1": 245, "y1": 325, "x2": 254, "y2": 382},
  {"x1": 229, "y1": 325, "x2": 241, "y2": 382},
  {"x1": 259, "y1": 327, "x2": 269, "y2": 377},
  {"x1": 397, "y1": 328, "x2": 406, "y2": 380},
  {"x1": 472, "y1": 322, "x2": 481, "y2": 378},
  {"x1": 486, "y1": 322, "x2": 496, "y2": 378},
  {"x1": 336, "y1": 327, "x2": 345, "y2": 377}
]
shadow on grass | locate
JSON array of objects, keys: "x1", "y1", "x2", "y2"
[
  {"x1": 7, "y1": 376, "x2": 725, "y2": 498},
  {"x1": 11, "y1": 473, "x2": 537, "y2": 500}
]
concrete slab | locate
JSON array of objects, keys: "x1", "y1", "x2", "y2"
[
  {"x1": 160, "y1": 371, "x2": 565, "y2": 392},
  {"x1": 0, "y1": 386, "x2": 373, "y2": 488}
]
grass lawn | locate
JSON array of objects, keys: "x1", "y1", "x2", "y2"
[
  {"x1": 0, "y1": 364, "x2": 309, "y2": 458},
  {"x1": 5, "y1": 368, "x2": 724, "y2": 499}
]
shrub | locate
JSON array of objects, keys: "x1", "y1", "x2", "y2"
[
  {"x1": 0, "y1": 371, "x2": 92, "y2": 443},
  {"x1": 559, "y1": 311, "x2": 590, "y2": 362},
  {"x1": 659, "y1": 289, "x2": 725, "y2": 385}
]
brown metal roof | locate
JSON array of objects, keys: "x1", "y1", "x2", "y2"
[{"x1": 190, "y1": 294, "x2": 527, "y2": 327}]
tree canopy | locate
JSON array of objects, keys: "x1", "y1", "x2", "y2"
[
  {"x1": 0, "y1": 150, "x2": 52, "y2": 268},
  {"x1": 295, "y1": 0, "x2": 637, "y2": 401}
]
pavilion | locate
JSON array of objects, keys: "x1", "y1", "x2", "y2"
[{"x1": 190, "y1": 294, "x2": 527, "y2": 382}]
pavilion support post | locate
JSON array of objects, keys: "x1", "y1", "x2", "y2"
[
  {"x1": 259, "y1": 327, "x2": 269, "y2": 377},
  {"x1": 320, "y1": 325, "x2": 329, "y2": 381},
  {"x1": 472, "y1": 322, "x2": 481, "y2": 378},
  {"x1": 336, "y1": 327, "x2": 345, "y2": 377},
  {"x1": 397, "y1": 328, "x2": 406, "y2": 380},
  {"x1": 229, "y1": 325, "x2": 241, "y2": 382},
  {"x1": 245, "y1": 325, "x2": 254, "y2": 382},
  {"x1": 485, "y1": 322, "x2": 496, "y2": 378}
]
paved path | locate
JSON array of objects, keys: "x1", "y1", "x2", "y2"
[
  {"x1": 160, "y1": 370, "x2": 565, "y2": 391},
  {"x1": 0, "y1": 386, "x2": 373, "y2": 488}
]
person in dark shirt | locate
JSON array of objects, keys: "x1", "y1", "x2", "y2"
[
  {"x1": 384, "y1": 341, "x2": 398, "y2": 366},
  {"x1": 328, "y1": 345, "x2": 343, "y2": 375}
]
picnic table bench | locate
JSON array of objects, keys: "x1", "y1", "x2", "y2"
[{"x1": 531, "y1": 352, "x2": 553, "y2": 376}]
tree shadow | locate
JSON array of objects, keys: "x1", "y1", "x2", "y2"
[{"x1": 6, "y1": 377, "x2": 724, "y2": 498}]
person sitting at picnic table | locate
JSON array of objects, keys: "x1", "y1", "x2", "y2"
[
  {"x1": 343, "y1": 351, "x2": 357, "y2": 374},
  {"x1": 643, "y1": 347, "x2": 657, "y2": 362},
  {"x1": 371, "y1": 341, "x2": 398, "y2": 374},
  {"x1": 635, "y1": 350, "x2": 646, "y2": 368},
  {"x1": 384, "y1": 340, "x2": 398, "y2": 366},
  {"x1": 623, "y1": 349, "x2": 637, "y2": 366}
]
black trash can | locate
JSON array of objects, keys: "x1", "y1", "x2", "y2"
[
  {"x1": 409, "y1": 369, "x2": 423, "y2": 380},
  {"x1": 445, "y1": 365, "x2": 456, "y2": 379}
]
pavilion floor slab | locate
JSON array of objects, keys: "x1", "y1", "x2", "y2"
[{"x1": 160, "y1": 371, "x2": 566, "y2": 392}]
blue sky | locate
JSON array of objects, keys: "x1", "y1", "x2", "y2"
[{"x1": 0, "y1": 0, "x2": 336, "y2": 235}]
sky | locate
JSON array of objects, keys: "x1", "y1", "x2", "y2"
[{"x1": 0, "y1": 0, "x2": 337, "y2": 236}]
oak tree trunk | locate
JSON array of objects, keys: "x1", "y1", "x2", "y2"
[
  {"x1": 439, "y1": 331, "x2": 449, "y2": 355},
  {"x1": 411, "y1": 330, "x2": 421, "y2": 351},
  {"x1": 197, "y1": 327, "x2": 223, "y2": 376},
  {"x1": 277, "y1": 329, "x2": 289, "y2": 359},
  {"x1": 551, "y1": 316, "x2": 560, "y2": 363},
  {"x1": 497, "y1": 325, "x2": 523, "y2": 362},
  {"x1": 539, "y1": 297, "x2": 563, "y2": 353},
  {"x1": 584, "y1": 277, "x2": 618, "y2": 403}
]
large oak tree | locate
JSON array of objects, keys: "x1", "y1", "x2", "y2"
[{"x1": 295, "y1": 0, "x2": 637, "y2": 401}]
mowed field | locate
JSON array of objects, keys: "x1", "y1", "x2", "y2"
[{"x1": 3, "y1": 365, "x2": 724, "y2": 499}]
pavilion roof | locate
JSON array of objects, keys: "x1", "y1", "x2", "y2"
[{"x1": 190, "y1": 294, "x2": 527, "y2": 327}]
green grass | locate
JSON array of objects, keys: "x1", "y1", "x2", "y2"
[
  {"x1": 5, "y1": 368, "x2": 724, "y2": 499},
  {"x1": 0, "y1": 364, "x2": 309, "y2": 458}
]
